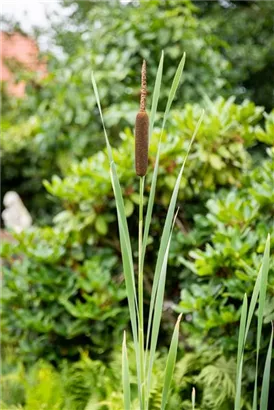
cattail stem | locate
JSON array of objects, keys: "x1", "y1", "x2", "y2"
[{"x1": 138, "y1": 175, "x2": 146, "y2": 409}]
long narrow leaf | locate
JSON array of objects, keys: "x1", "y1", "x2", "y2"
[
  {"x1": 146, "y1": 210, "x2": 179, "y2": 398},
  {"x1": 252, "y1": 234, "x2": 270, "y2": 409},
  {"x1": 110, "y1": 169, "x2": 142, "y2": 401},
  {"x1": 163, "y1": 53, "x2": 186, "y2": 129},
  {"x1": 91, "y1": 71, "x2": 112, "y2": 161},
  {"x1": 91, "y1": 72, "x2": 141, "y2": 398},
  {"x1": 142, "y1": 53, "x2": 186, "y2": 273},
  {"x1": 110, "y1": 164, "x2": 138, "y2": 306},
  {"x1": 122, "y1": 331, "x2": 131, "y2": 410},
  {"x1": 161, "y1": 314, "x2": 182, "y2": 410},
  {"x1": 234, "y1": 293, "x2": 248, "y2": 410},
  {"x1": 260, "y1": 323, "x2": 273, "y2": 410},
  {"x1": 148, "y1": 51, "x2": 164, "y2": 142},
  {"x1": 146, "y1": 111, "x2": 204, "y2": 357},
  {"x1": 245, "y1": 235, "x2": 270, "y2": 344},
  {"x1": 91, "y1": 72, "x2": 138, "y2": 324}
]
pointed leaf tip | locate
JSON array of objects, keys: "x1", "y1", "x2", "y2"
[{"x1": 176, "y1": 313, "x2": 183, "y2": 326}]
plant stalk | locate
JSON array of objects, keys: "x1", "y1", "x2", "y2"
[{"x1": 138, "y1": 176, "x2": 146, "y2": 409}]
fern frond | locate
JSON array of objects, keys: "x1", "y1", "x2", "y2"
[{"x1": 197, "y1": 356, "x2": 235, "y2": 409}]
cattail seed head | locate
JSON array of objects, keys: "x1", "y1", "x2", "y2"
[
  {"x1": 135, "y1": 111, "x2": 149, "y2": 176},
  {"x1": 135, "y1": 60, "x2": 149, "y2": 177}
]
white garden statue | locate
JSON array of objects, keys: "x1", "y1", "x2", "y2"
[{"x1": 2, "y1": 191, "x2": 32, "y2": 233}]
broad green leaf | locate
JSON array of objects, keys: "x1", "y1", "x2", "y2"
[
  {"x1": 122, "y1": 331, "x2": 131, "y2": 410},
  {"x1": 161, "y1": 314, "x2": 182, "y2": 410},
  {"x1": 260, "y1": 323, "x2": 273, "y2": 410},
  {"x1": 95, "y1": 215, "x2": 108, "y2": 235}
]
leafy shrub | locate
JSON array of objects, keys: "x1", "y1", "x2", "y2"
[
  {"x1": 174, "y1": 150, "x2": 274, "y2": 400},
  {"x1": 1, "y1": 98, "x2": 272, "y2": 365},
  {"x1": 1, "y1": 234, "x2": 127, "y2": 363},
  {"x1": 175, "y1": 150, "x2": 274, "y2": 348},
  {"x1": 1, "y1": 0, "x2": 229, "y2": 219},
  {"x1": 43, "y1": 97, "x2": 269, "y2": 237}
]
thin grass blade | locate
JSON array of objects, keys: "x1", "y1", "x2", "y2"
[
  {"x1": 146, "y1": 210, "x2": 179, "y2": 398},
  {"x1": 245, "y1": 235, "x2": 270, "y2": 344},
  {"x1": 234, "y1": 293, "x2": 248, "y2": 410},
  {"x1": 91, "y1": 72, "x2": 141, "y2": 398},
  {"x1": 142, "y1": 53, "x2": 185, "y2": 272},
  {"x1": 162, "y1": 53, "x2": 185, "y2": 129},
  {"x1": 122, "y1": 331, "x2": 131, "y2": 410},
  {"x1": 91, "y1": 71, "x2": 112, "y2": 161},
  {"x1": 110, "y1": 172, "x2": 141, "y2": 402},
  {"x1": 148, "y1": 51, "x2": 164, "y2": 142},
  {"x1": 260, "y1": 323, "x2": 273, "y2": 410},
  {"x1": 145, "y1": 111, "x2": 204, "y2": 357},
  {"x1": 91, "y1": 72, "x2": 138, "y2": 327},
  {"x1": 160, "y1": 313, "x2": 182, "y2": 410},
  {"x1": 252, "y1": 234, "x2": 270, "y2": 410}
]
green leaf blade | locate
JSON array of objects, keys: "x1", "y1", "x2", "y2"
[
  {"x1": 91, "y1": 72, "x2": 141, "y2": 400},
  {"x1": 234, "y1": 293, "x2": 248, "y2": 410},
  {"x1": 252, "y1": 234, "x2": 270, "y2": 410},
  {"x1": 142, "y1": 52, "x2": 187, "y2": 273},
  {"x1": 163, "y1": 53, "x2": 186, "y2": 129},
  {"x1": 149, "y1": 51, "x2": 164, "y2": 141},
  {"x1": 260, "y1": 323, "x2": 273, "y2": 410},
  {"x1": 146, "y1": 210, "x2": 179, "y2": 398},
  {"x1": 161, "y1": 314, "x2": 182, "y2": 410},
  {"x1": 145, "y1": 111, "x2": 204, "y2": 357},
  {"x1": 122, "y1": 331, "x2": 131, "y2": 410}
]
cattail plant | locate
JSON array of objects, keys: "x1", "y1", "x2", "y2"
[
  {"x1": 135, "y1": 60, "x2": 149, "y2": 177},
  {"x1": 91, "y1": 53, "x2": 272, "y2": 409},
  {"x1": 92, "y1": 51, "x2": 203, "y2": 409}
]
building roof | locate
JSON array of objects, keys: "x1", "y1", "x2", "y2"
[{"x1": 0, "y1": 31, "x2": 46, "y2": 97}]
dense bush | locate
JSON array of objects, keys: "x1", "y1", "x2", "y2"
[
  {"x1": 2, "y1": 0, "x2": 273, "y2": 220},
  {"x1": 1, "y1": 2, "x2": 273, "y2": 408},
  {"x1": 196, "y1": 0, "x2": 274, "y2": 110},
  {"x1": 174, "y1": 150, "x2": 274, "y2": 351},
  {"x1": 1, "y1": 238, "x2": 127, "y2": 363},
  {"x1": 1, "y1": 99, "x2": 272, "y2": 366},
  {"x1": 1, "y1": 0, "x2": 229, "y2": 219},
  {"x1": 62, "y1": 0, "x2": 274, "y2": 110}
]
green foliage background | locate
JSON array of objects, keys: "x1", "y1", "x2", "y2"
[{"x1": 1, "y1": 0, "x2": 273, "y2": 409}]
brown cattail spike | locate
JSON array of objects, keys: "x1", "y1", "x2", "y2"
[{"x1": 135, "y1": 60, "x2": 149, "y2": 177}]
